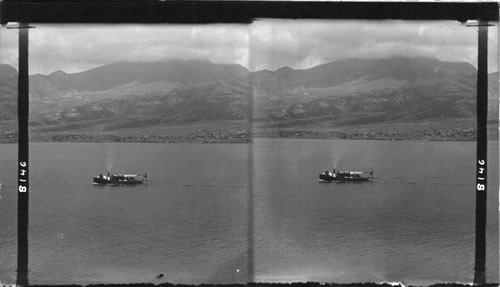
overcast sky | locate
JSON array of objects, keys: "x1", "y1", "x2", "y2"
[{"x1": 0, "y1": 19, "x2": 497, "y2": 75}]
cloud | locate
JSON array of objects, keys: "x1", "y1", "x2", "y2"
[
  {"x1": 0, "y1": 28, "x2": 19, "y2": 70},
  {"x1": 249, "y1": 19, "x2": 498, "y2": 72},
  {"x1": 1, "y1": 24, "x2": 250, "y2": 74},
  {"x1": 0, "y1": 20, "x2": 497, "y2": 75}
]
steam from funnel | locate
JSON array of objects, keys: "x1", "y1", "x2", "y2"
[
  {"x1": 331, "y1": 150, "x2": 341, "y2": 170},
  {"x1": 332, "y1": 156, "x2": 339, "y2": 170},
  {"x1": 106, "y1": 150, "x2": 115, "y2": 172},
  {"x1": 331, "y1": 144, "x2": 344, "y2": 170},
  {"x1": 106, "y1": 157, "x2": 113, "y2": 173}
]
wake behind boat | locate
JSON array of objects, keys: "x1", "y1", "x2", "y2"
[
  {"x1": 93, "y1": 172, "x2": 147, "y2": 185},
  {"x1": 319, "y1": 169, "x2": 373, "y2": 183}
]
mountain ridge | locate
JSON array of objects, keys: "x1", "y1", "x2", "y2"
[{"x1": 0, "y1": 57, "x2": 497, "y2": 142}]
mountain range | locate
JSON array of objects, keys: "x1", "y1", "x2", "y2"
[{"x1": 0, "y1": 57, "x2": 498, "y2": 140}]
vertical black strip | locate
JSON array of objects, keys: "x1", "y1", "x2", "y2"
[
  {"x1": 247, "y1": 77, "x2": 255, "y2": 282},
  {"x1": 474, "y1": 20, "x2": 488, "y2": 285},
  {"x1": 16, "y1": 24, "x2": 29, "y2": 287}
]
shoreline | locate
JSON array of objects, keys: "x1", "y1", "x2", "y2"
[
  {"x1": 0, "y1": 135, "x2": 483, "y2": 144},
  {"x1": 0, "y1": 124, "x2": 495, "y2": 143}
]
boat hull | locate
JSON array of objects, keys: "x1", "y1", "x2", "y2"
[{"x1": 93, "y1": 176, "x2": 144, "y2": 185}]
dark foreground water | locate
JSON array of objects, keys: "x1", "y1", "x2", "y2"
[{"x1": 0, "y1": 140, "x2": 498, "y2": 285}]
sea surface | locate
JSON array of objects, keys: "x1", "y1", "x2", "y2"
[{"x1": 0, "y1": 139, "x2": 498, "y2": 285}]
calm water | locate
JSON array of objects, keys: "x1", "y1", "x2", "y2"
[
  {"x1": 0, "y1": 140, "x2": 498, "y2": 285},
  {"x1": 252, "y1": 139, "x2": 498, "y2": 284}
]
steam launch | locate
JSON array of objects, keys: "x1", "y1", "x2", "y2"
[
  {"x1": 93, "y1": 172, "x2": 147, "y2": 185},
  {"x1": 319, "y1": 169, "x2": 373, "y2": 183}
]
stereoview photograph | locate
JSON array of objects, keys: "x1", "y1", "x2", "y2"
[{"x1": 0, "y1": 18, "x2": 498, "y2": 286}]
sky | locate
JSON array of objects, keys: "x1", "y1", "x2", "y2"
[{"x1": 0, "y1": 19, "x2": 498, "y2": 75}]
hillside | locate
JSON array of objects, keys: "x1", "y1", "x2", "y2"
[
  {"x1": 0, "y1": 64, "x2": 18, "y2": 122},
  {"x1": 252, "y1": 57, "x2": 480, "y2": 123},
  {"x1": 0, "y1": 57, "x2": 497, "y2": 142}
]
